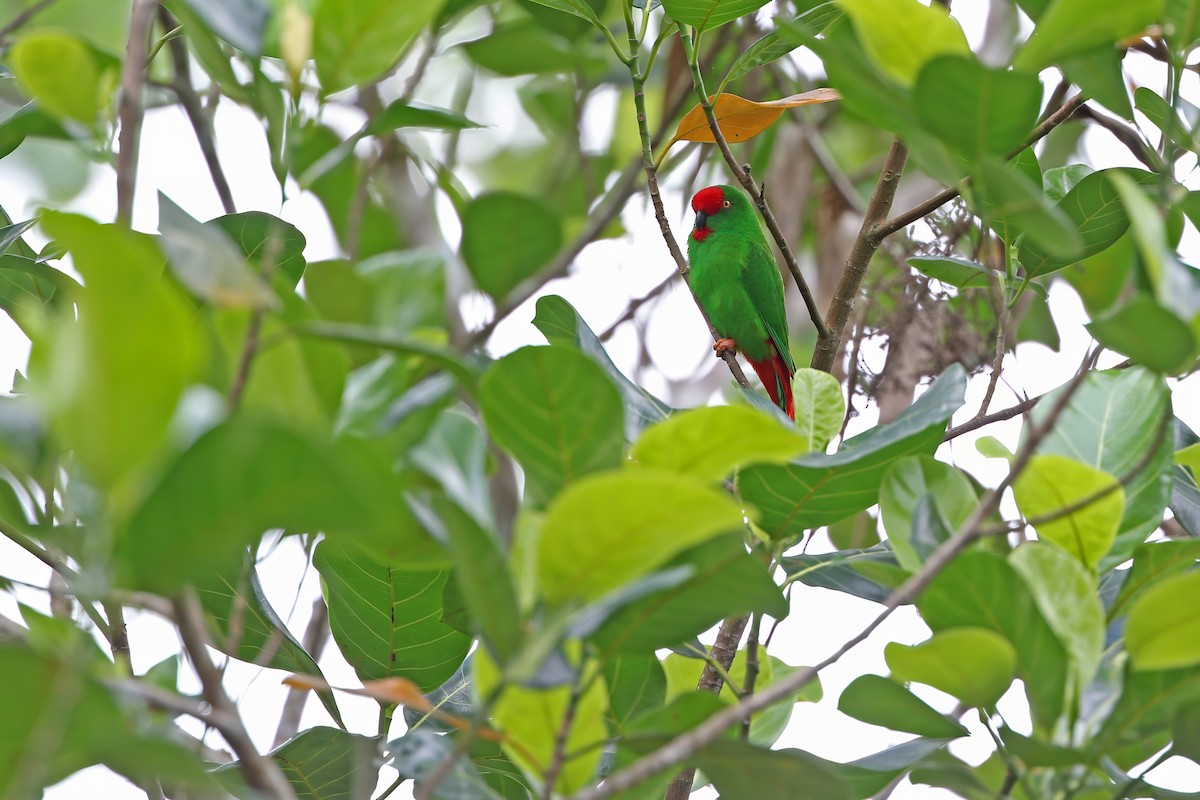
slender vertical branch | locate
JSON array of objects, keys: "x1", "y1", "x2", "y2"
[
  {"x1": 0, "y1": 0, "x2": 59, "y2": 43},
  {"x1": 116, "y1": 0, "x2": 158, "y2": 226},
  {"x1": 810, "y1": 137, "x2": 909, "y2": 373},
  {"x1": 272, "y1": 598, "x2": 329, "y2": 748},
  {"x1": 624, "y1": 6, "x2": 749, "y2": 388},
  {"x1": 174, "y1": 590, "x2": 298, "y2": 800},
  {"x1": 676, "y1": 25, "x2": 831, "y2": 340}
]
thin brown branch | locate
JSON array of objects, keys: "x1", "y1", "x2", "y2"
[
  {"x1": 599, "y1": 272, "x2": 678, "y2": 341},
  {"x1": 678, "y1": 25, "x2": 830, "y2": 341},
  {"x1": 160, "y1": 7, "x2": 236, "y2": 215},
  {"x1": 228, "y1": 309, "x2": 265, "y2": 412},
  {"x1": 810, "y1": 137, "x2": 910, "y2": 373},
  {"x1": 0, "y1": 0, "x2": 57, "y2": 42},
  {"x1": 623, "y1": 10, "x2": 749, "y2": 388},
  {"x1": 272, "y1": 598, "x2": 329, "y2": 748},
  {"x1": 943, "y1": 394, "x2": 1039, "y2": 441},
  {"x1": 1075, "y1": 106, "x2": 1161, "y2": 171},
  {"x1": 103, "y1": 601, "x2": 131, "y2": 673},
  {"x1": 662, "y1": 613, "x2": 749, "y2": 800},
  {"x1": 572, "y1": 349, "x2": 1100, "y2": 800},
  {"x1": 116, "y1": 0, "x2": 158, "y2": 226},
  {"x1": 542, "y1": 686, "x2": 584, "y2": 800},
  {"x1": 174, "y1": 590, "x2": 298, "y2": 800},
  {"x1": 875, "y1": 93, "x2": 1088, "y2": 241}
]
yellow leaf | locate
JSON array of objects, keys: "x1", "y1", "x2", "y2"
[{"x1": 659, "y1": 88, "x2": 841, "y2": 164}]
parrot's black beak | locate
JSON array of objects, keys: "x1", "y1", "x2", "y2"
[{"x1": 695, "y1": 210, "x2": 708, "y2": 230}]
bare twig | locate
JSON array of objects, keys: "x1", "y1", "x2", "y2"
[
  {"x1": 1076, "y1": 106, "x2": 1162, "y2": 171},
  {"x1": 272, "y1": 598, "x2": 329, "y2": 748},
  {"x1": 599, "y1": 272, "x2": 678, "y2": 341},
  {"x1": 662, "y1": 613, "x2": 749, "y2": 800},
  {"x1": 875, "y1": 93, "x2": 1088, "y2": 241},
  {"x1": 160, "y1": 7, "x2": 236, "y2": 215},
  {"x1": 116, "y1": 0, "x2": 158, "y2": 226},
  {"x1": 571, "y1": 350, "x2": 1100, "y2": 800},
  {"x1": 943, "y1": 395, "x2": 1039, "y2": 441},
  {"x1": 0, "y1": 0, "x2": 58, "y2": 43},
  {"x1": 810, "y1": 137, "x2": 910, "y2": 373},
  {"x1": 174, "y1": 590, "x2": 298, "y2": 800},
  {"x1": 677, "y1": 25, "x2": 830, "y2": 340},
  {"x1": 623, "y1": 9, "x2": 749, "y2": 388},
  {"x1": 542, "y1": 686, "x2": 584, "y2": 800}
]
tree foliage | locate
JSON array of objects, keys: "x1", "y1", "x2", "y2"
[{"x1": 0, "y1": 0, "x2": 1198, "y2": 798}]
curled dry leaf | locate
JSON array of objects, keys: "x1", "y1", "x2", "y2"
[
  {"x1": 281, "y1": 673, "x2": 504, "y2": 740},
  {"x1": 658, "y1": 88, "x2": 841, "y2": 165}
]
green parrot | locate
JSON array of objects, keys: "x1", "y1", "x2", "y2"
[{"x1": 687, "y1": 184, "x2": 796, "y2": 419}]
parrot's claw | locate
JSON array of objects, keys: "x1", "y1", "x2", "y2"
[{"x1": 713, "y1": 338, "x2": 738, "y2": 357}]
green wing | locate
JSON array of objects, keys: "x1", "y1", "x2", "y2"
[{"x1": 740, "y1": 235, "x2": 795, "y2": 373}]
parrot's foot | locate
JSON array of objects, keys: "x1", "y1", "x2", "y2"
[{"x1": 713, "y1": 338, "x2": 738, "y2": 357}]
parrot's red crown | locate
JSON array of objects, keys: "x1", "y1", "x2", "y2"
[{"x1": 691, "y1": 186, "x2": 726, "y2": 216}]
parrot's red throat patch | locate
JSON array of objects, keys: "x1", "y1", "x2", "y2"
[{"x1": 691, "y1": 225, "x2": 713, "y2": 242}]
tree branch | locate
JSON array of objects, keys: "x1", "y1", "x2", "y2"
[
  {"x1": 0, "y1": 0, "x2": 58, "y2": 43},
  {"x1": 116, "y1": 0, "x2": 158, "y2": 226},
  {"x1": 810, "y1": 136, "x2": 909, "y2": 373},
  {"x1": 272, "y1": 598, "x2": 329, "y2": 748},
  {"x1": 174, "y1": 589, "x2": 298, "y2": 800},
  {"x1": 624, "y1": 9, "x2": 749, "y2": 388}
]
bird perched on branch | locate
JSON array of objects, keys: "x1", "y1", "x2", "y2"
[{"x1": 687, "y1": 184, "x2": 796, "y2": 420}]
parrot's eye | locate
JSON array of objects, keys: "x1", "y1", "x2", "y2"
[{"x1": 722, "y1": 200, "x2": 732, "y2": 208}]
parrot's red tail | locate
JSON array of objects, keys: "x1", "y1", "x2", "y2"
[{"x1": 747, "y1": 345, "x2": 795, "y2": 421}]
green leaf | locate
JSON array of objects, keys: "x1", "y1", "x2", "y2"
[
  {"x1": 1013, "y1": 454, "x2": 1123, "y2": 569},
  {"x1": 591, "y1": 534, "x2": 788, "y2": 655},
  {"x1": 1062, "y1": 45, "x2": 1133, "y2": 120},
  {"x1": 32, "y1": 213, "x2": 202, "y2": 490},
  {"x1": 1009, "y1": 542, "x2": 1105, "y2": 696},
  {"x1": 368, "y1": 100, "x2": 484, "y2": 135},
  {"x1": 315, "y1": 538, "x2": 471, "y2": 691},
  {"x1": 174, "y1": 0, "x2": 269, "y2": 55},
  {"x1": 1014, "y1": 0, "x2": 1164, "y2": 72},
  {"x1": 1027, "y1": 367, "x2": 1173, "y2": 567},
  {"x1": 118, "y1": 418, "x2": 443, "y2": 592},
  {"x1": 474, "y1": 646, "x2": 607, "y2": 794},
  {"x1": 721, "y1": 4, "x2": 843, "y2": 87},
  {"x1": 1126, "y1": 571, "x2": 1200, "y2": 670},
  {"x1": 886, "y1": 628, "x2": 1017, "y2": 708},
  {"x1": 916, "y1": 551, "x2": 1068, "y2": 728},
  {"x1": 462, "y1": 192, "x2": 563, "y2": 299},
  {"x1": 879, "y1": 456, "x2": 976, "y2": 572},
  {"x1": 972, "y1": 156, "x2": 1082, "y2": 258},
  {"x1": 662, "y1": 0, "x2": 771, "y2": 31},
  {"x1": 537, "y1": 471, "x2": 745, "y2": 604},
  {"x1": 480, "y1": 346, "x2": 623, "y2": 505},
  {"x1": 532, "y1": 295, "x2": 672, "y2": 438},
  {"x1": 313, "y1": 0, "x2": 439, "y2": 94},
  {"x1": 906, "y1": 256, "x2": 1001, "y2": 290},
  {"x1": 157, "y1": 193, "x2": 275, "y2": 308},
  {"x1": 0, "y1": 0, "x2": 128, "y2": 55},
  {"x1": 630, "y1": 404, "x2": 808, "y2": 482},
  {"x1": 837, "y1": 0, "x2": 969, "y2": 86},
  {"x1": 1166, "y1": 0, "x2": 1200, "y2": 50},
  {"x1": 0, "y1": 643, "x2": 122, "y2": 795},
  {"x1": 1044, "y1": 164, "x2": 1094, "y2": 204},
  {"x1": 260, "y1": 727, "x2": 381, "y2": 800},
  {"x1": 838, "y1": 674, "x2": 970, "y2": 738},
  {"x1": 1091, "y1": 663, "x2": 1200, "y2": 759},
  {"x1": 197, "y1": 558, "x2": 344, "y2": 727},
  {"x1": 461, "y1": 22, "x2": 601, "y2": 76},
  {"x1": 389, "y1": 729, "x2": 512, "y2": 799},
  {"x1": 0, "y1": 102, "x2": 72, "y2": 161},
  {"x1": 605, "y1": 654, "x2": 668, "y2": 732},
  {"x1": 0, "y1": 254, "x2": 79, "y2": 334},
  {"x1": 739, "y1": 364, "x2": 965, "y2": 539},
  {"x1": 208, "y1": 211, "x2": 307, "y2": 289},
  {"x1": 1019, "y1": 168, "x2": 1157, "y2": 277},
  {"x1": 521, "y1": 0, "x2": 606, "y2": 28},
  {"x1": 425, "y1": 494, "x2": 523, "y2": 665},
  {"x1": 10, "y1": 31, "x2": 101, "y2": 122},
  {"x1": 1087, "y1": 294, "x2": 1198, "y2": 374},
  {"x1": 792, "y1": 367, "x2": 844, "y2": 452},
  {"x1": 914, "y1": 56, "x2": 1042, "y2": 158},
  {"x1": 1110, "y1": 540, "x2": 1200, "y2": 620},
  {"x1": 782, "y1": 542, "x2": 908, "y2": 604}
]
